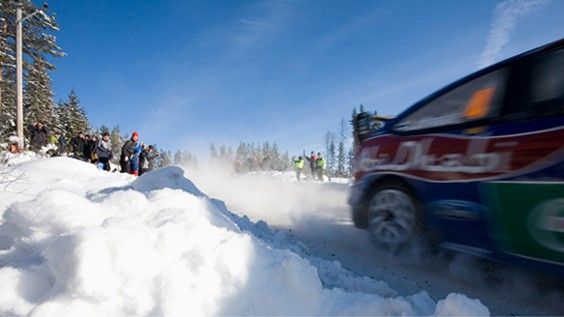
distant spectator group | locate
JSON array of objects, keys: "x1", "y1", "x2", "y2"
[
  {"x1": 118, "y1": 131, "x2": 158, "y2": 176},
  {"x1": 27, "y1": 121, "x2": 159, "y2": 176},
  {"x1": 293, "y1": 151, "x2": 327, "y2": 181}
]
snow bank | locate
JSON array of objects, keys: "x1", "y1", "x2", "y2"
[
  {"x1": 0, "y1": 157, "x2": 489, "y2": 316},
  {"x1": 0, "y1": 156, "x2": 130, "y2": 220},
  {"x1": 0, "y1": 151, "x2": 39, "y2": 166},
  {"x1": 435, "y1": 293, "x2": 490, "y2": 316}
]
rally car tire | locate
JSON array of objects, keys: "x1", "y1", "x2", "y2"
[{"x1": 366, "y1": 182, "x2": 423, "y2": 250}]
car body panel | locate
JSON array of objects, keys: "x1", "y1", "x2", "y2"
[{"x1": 349, "y1": 38, "x2": 564, "y2": 274}]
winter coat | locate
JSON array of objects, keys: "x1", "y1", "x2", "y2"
[
  {"x1": 48, "y1": 135, "x2": 58, "y2": 145},
  {"x1": 294, "y1": 158, "x2": 305, "y2": 170},
  {"x1": 139, "y1": 149, "x2": 149, "y2": 170},
  {"x1": 121, "y1": 139, "x2": 136, "y2": 161},
  {"x1": 306, "y1": 155, "x2": 318, "y2": 170},
  {"x1": 59, "y1": 135, "x2": 67, "y2": 149},
  {"x1": 95, "y1": 140, "x2": 113, "y2": 159},
  {"x1": 29, "y1": 125, "x2": 49, "y2": 149},
  {"x1": 316, "y1": 157, "x2": 326, "y2": 170},
  {"x1": 70, "y1": 136, "x2": 84, "y2": 154},
  {"x1": 83, "y1": 141, "x2": 95, "y2": 160},
  {"x1": 146, "y1": 151, "x2": 159, "y2": 171}
]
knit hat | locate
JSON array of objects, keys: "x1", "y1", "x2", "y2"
[{"x1": 132, "y1": 131, "x2": 139, "y2": 138}]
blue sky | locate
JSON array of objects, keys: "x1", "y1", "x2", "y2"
[{"x1": 47, "y1": 0, "x2": 564, "y2": 158}]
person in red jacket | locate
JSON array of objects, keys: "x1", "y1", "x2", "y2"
[
  {"x1": 120, "y1": 131, "x2": 139, "y2": 174},
  {"x1": 305, "y1": 151, "x2": 317, "y2": 178}
]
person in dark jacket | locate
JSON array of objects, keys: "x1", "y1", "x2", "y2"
[
  {"x1": 139, "y1": 145, "x2": 159, "y2": 175},
  {"x1": 139, "y1": 145, "x2": 149, "y2": 176},
  {"x1": 70, "y1": 133, "x2": 85, "y2": 158},
  {"x1": 88, "y1": 135, "x2": 99, "y2": 163},
  {"x1": 146, "y1": 145, "x2": 159, "y2": 172},
  {"x1": 95, "y1": 132, "x2": 113, "y2": 171},
  {"x1": 120, "y1": 131, "x2": 139, "y2": 174},
  {"x1": 57, "y1": 132, "x2": 67, "y2": 156},
  {"x1": 28, "y1": 122, "x2": 49, "y2": 152},
  {"x1": 82, "y1": 135, "x2": 94, "y2": 162}
]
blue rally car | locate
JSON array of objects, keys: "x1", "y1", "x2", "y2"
[{"x1": 349, "y1": 38, "x2": 564, "y2": 274}]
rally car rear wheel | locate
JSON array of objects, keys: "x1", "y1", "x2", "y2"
[{"x1": 367, "y1": 186, "x2": 421, "y2": 248}]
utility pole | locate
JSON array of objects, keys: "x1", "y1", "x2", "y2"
[
  {"x1": 16, "y1": 6, "x2": 23, "y2": 147},
  {"x1": 0, "y1": 19, "x2": 6, "y2": 115}
]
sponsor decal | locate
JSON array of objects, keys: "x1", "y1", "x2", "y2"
[
  {"x1": 359, "y1": 137, "x2": 513, "y2": 174},
  {"x1": 430, "y1": 200, "x2": 483, "y2": 220},
  {"x1": 528, "y1": 199, "x2": 564, "y2": 253},
  {"x1": 355, "y1": 128, "x2": 564, "y2": 181}
]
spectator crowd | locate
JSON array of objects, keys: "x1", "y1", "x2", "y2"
[
  {"x1": 292, "y1": 151, "x2": 327, "y2": 182},
  {"x1": 27, "y1": 121, "x2": 159, "y2": 176}
]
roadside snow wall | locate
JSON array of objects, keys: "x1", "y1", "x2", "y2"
[{"x1": 0, "y1": 159, "x2": 489, "y2": 316}]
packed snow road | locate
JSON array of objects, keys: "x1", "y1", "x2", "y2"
[{"x1": 189, "y1": 167, "x2": 564, "y2": 316}]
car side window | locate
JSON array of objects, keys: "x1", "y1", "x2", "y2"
[
  {"x1": 529, "y1": 48, "x2": 564, "y2": 117},
  {"x1": 394, "y1": 69, "x2": 507, "y2": 132}
]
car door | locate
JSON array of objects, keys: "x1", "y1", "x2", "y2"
[
  {"x1": 388, "y1": 66, "x2": 511, "y2": 250},
  {"x1": 482, "y1": 45, "x2": 564, "y2": 266}
]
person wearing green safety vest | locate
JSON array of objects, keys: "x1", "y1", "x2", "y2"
[
  {"x1": 316, "y1": 153, "x2": 326, "y2": 181},
  {"x1": 294, "y1": 156, "x2": 305, "y2": 181}
]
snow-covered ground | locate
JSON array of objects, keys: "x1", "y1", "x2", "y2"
[
  {"x1": 187, "y1": 165, "x2": 564, "y2": 316},
  {"x1": 0, "y1": 155, "x2": 491, "y2": 316}
]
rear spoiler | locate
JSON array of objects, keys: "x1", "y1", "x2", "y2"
[{"x1": 353, "y1": 112, "x2": 393, "y2": 142}]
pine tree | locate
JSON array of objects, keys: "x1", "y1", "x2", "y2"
[
  {"x1": 219, "y1": 145, "x2": 226, "y2": 159},
  {"x1": 161, "y1": 151, "x2": 172, "y2": 166},
  {"x1": 234, "y1": 142, "x2": 248, "y2": 172},
  {"x1": 61, "y1": 89, "x2": 89, "y2": 140},
  {"x1": 350, "y1": 106, "x2": 361, "y2": 160},
  {"x1": 324, "y1": 131, "x2": 336, "y2": 175},
  {"x1": 271, "y1": 142, "x2": 281, "y2": 170},
  {"x1": 174, "y1": 150, "x2": 182, "y2": 165},
  {"x1": 109, "y1": 125, "x2": 124, "y2": 163},
  {"x1": 0, "y1": 1, "x2": 64, "y2": 143},
  {"x1": 337, "y1": 118, "x2": 346, "y2": 177},
  {"x1": 209, "y1": 143, "x2": 218, "y2": 160},
  {"x1": 281, "y1": 150, "x2": 291, "y2": 171},
  {"x1": 226, "y1": 146, "x2": 234, "y2": 163},
  {"x1": 261, "y1": 142, "x2": 271, "y2": 170},
  {"x1": 347, "y1": 148, "x2": 354, "y2": 176},
  {"x1": 99, "y1": 125, "x2": 110, "y2": 135},
  {"x1": 0, "y1": 66, "x2": 15, "y2": 141},
  {"x1": 24, "y1": 58, "x2": 55, "y2": 127},
  {"x1": 0, "y1": 17, "x2": 16, "y2": 141},
  {"x1": 329, "y1": 138, "x2": 336, "y2": 176}
]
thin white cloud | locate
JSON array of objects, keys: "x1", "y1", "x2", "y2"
[
  {"x1": 240, "y1": 19, "x2": 273, "y2": 28},
  {"x1": 478, "y1": 0, "x2": 550, "y2": 69},
  {"x1": 231, "y1": 0, "x2": 296, "y2": 49}
]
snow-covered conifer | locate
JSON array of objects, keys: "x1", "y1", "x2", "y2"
[
  {"x1": 60, "y1": 89, "x2": 89, "y2": 140},
  {"x1": 0, "y1": 0, "x2": 64, "y2": 143},
  {"x1": 24, "y1": 58, "x2": 55, "y2": 127}
]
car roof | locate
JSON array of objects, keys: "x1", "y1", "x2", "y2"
[{"x1": 389, "y1": 38, "x2": 564, "y2": 126}]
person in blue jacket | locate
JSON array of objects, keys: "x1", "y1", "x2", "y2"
[{"x1": 130, "y1": 141, "x2": 143, "y2": 176}]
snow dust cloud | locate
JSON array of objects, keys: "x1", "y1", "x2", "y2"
[{"x1": 184, "y1": 163, "x2": 350, "y2": 229}]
